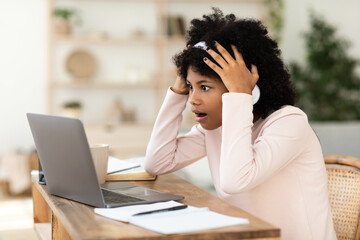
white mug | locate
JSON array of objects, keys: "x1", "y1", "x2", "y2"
[{"x1": 90, "y1": 144, "x2": 109, "y2": 184}]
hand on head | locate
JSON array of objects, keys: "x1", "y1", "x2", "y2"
[
  {"x1": 203, "y1": 42, "x2": 259, "y2": 94},
  {"x1": 171, "y1": 75, "x2": 189, "y2": 95}
]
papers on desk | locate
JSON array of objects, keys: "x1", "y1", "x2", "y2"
[
  {"x1": 107, "y1": 156, "x2": 140, "y2": 174},
  {"x1": 95, "y1": 200, "x2": 183, "y2": 222},
  {"x1": 95, "y1": 201, "x2": 249, "y2": 234},
  {"x1": 131, "y1": 206, "x2": 249, "y2": 234}
]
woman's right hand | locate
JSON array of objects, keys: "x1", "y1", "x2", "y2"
[{"x1": 171, "y1": 75, "x2": 189, "y2": 95}]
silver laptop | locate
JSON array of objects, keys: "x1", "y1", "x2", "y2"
[{"x1": 27, "y1": 113, "x2": 183, "y2": 208}]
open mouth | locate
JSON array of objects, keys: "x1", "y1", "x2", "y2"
[
  {"x1": 195, "y1": 112, "x2": 207, "y2": 117},
  {"x1": 192, "y1": 110, "x2": 208, "y2": 122}
]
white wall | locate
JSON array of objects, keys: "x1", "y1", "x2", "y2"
[
  {"x1": 0, "y1": 0, "x2": 359, "y2": 156},
  {"x1": 311, "y1": 122, "x2": 360, "y2": 157},
  {"x1": 0, "y1": 0, "x2": 47, "y2": 154}
]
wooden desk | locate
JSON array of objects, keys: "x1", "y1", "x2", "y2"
[{"x1": 32, "y1": 174, "x2": 280, "y2": 240}]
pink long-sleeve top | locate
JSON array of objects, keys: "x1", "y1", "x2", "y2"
[{"x1": 145, "y1": 88, "x2": 337, "y2": 240}]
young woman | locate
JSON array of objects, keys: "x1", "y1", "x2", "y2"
[{"x1": 145, "y1": 8, "x2": 336, "y2": 239}]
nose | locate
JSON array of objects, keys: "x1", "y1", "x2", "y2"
[{"x1": 189, "y1": 89, "x2": 201, "y2": 105}]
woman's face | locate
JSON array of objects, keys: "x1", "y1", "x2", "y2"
[{"x1": 186, "y1": 66, "x2": 228, "y2": 130}]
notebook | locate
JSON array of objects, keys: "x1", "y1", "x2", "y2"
[
  {"x1": 95, "y1": 201, "x2": 249, "y2": 234},
  {"x1": 27, "y1": 113, "x2": 183, "y2": 208}
]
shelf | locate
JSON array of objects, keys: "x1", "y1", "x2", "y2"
[
  {"x1": 167, "y1": 36, "x2": 186, "y2": 45},
  {"x1": 57, "y1": 0, "x2": 159, "y2": 2},
  {"x1": 56, "y1": 0, "x2": 260, "y2": 2},
  {"x1": 168, "y1": 0, "x2": 263, "y2": 2},
  {"x1": 54, "y1": 35, "x2": 186, "y2": 47},
  {"x1": 51, "y1": 81, "x2": 157, "y2": 88},
  {"x1": 54, "y1": 35, "x2": 169, "y2": 45}
]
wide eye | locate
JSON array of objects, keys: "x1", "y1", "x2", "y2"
[
  {"x1": 186, "y1": 83, "x2": 193, "y2": 91},
  {"x1": 201, "y1": 85, "x2": 210, "y2": 91}
]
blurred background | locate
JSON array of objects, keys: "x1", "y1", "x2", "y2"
[{"x1": 0, "y1": 0, "x2": 359, "y2": 239}]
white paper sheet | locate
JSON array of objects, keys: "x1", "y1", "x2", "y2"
[
  {"x1": 129, "y1": 206, "x2": 249, "y2": 234},
  {"x1": 95, "y1": 201, "x2": 249, "y2": 234},
  {"x1": 94, "y1": 200, "x2": 183, "y2": 222},
  {"x1": 107, "y1": 156, "x2": 140, "y2": 174}
]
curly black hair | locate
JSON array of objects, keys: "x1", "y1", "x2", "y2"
[{"x1": 173, "y1": 8, "x2": 296, "y2": 119}]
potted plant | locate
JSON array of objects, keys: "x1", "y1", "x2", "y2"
[
  {"x1": 62, "y1": 101, "x2": 82, "y2": 119},
  {"x1": 289, "y1": 11, "x2": 360, "y2": 156},
  {"x1": 53, "y1": 8, "x2": 80, "y2": 35},
  {"x1": 264, "y1": 0, "x2": 285, "y2": 44}
]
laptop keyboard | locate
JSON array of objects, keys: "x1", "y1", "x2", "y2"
[{"x1": 101, "y1": 189, "x2": 145, "y2": 205}]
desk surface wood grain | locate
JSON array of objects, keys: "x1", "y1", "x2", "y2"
[{"x1": 32, "y1": 174, "x2": 280, "y2": 240}]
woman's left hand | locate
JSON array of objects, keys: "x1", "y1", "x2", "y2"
[{"x1": 204, "y1": 42, "x2": 259, "y2": 94}]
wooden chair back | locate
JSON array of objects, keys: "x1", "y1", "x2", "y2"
[{"x1": 325, "y1": 155, "x2": 360, "y2": 240}]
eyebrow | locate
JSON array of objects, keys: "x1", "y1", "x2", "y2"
[{"x1": 186, "y1": 79, "x2": 213, "y2": 85}]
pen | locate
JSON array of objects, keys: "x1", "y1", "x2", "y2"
[
  {"x1": 132, "y1": 205, "x2": 188, "y2": 216},
  {"x1": 110, "y1": 165, "x2": 139, "y2": 174}
]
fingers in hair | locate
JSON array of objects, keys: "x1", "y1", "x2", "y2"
[
  {"x1": 203, "y1": 57, "x2": 222, "y2": 75},
  {"x1": 213, "y1": 41, "x2": 234, "y2": 63},
  {"x1": 231, "y1": 45, "x2": 245, "y2": 64},
  {"x1": 206, "y1": 48, "x2": 227, "y2": 68}
]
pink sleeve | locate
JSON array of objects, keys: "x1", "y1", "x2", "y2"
[
  {"x1": 220, "y1": 93, "x2": 310, "y2": 194},
  {"x1": 144, "y1": 88, "x2": 207, "y2": 175}
]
